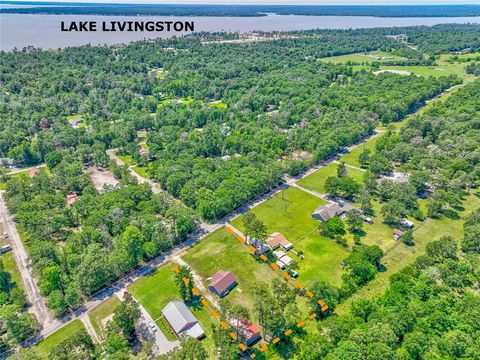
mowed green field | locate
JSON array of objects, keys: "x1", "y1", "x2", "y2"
[
  {"x1": 183, "y1": 228, "x2": 279, "y2": 318},
  {"x1": 88, "y1": 296, "x2": 121, "y2": 340},
  {"x1": 337, "y1": 192, "x2": 480, "y2": 314},
  {"x1": 318, "y1": 51, "x2": 406, "y2": 64},
  {"x1": 34, "y1": 320, "x2": 87, "y2": 359},
  {"x1": 298, "y1": 162, "x2": 365, "y2": 194},
  {"x1": 231, "y1": 187, "x2": 349, "y2": 287},
  {"x1": 339, "y1": 135, "x2": 380, "y2": 168}
]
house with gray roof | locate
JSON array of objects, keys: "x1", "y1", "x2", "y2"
[
  {"x1": 162, "y1": 301, "x2": 205, "y2": 339},
  {"x1": 312, "y1": 203, "x2": 355, "y2": 222}
]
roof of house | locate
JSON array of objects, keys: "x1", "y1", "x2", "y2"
[
  {"x1": 209, "y1": 270, "x2": 236, "y2": 294},
  {"x1": 267, "y1": 232, "x2": 293, "y2": 249},
  {"x1": 139, "y1": 146, "x2": 149, "y2": 156},
  {"x1": 273, "y1": 250, "x2": 286, "y2": 259},
  {"x1": 394, "y1": 229, "x2": 405, "y2": 236},
  {"x1": 162, "y1": 301, "x2": 203, "y2": 336},
  {"x1": 66, "y1": 193, "x2": 78, "y2": 206},
  {"x1": 312, "y1": 203, "x2": 343, "y2": 221},
  {"x1": 228, "y1": 317, "x2": 260, "y2": 340},
  {"x1": 29, "y1": 167, "x2": 40, "y2": 177}
]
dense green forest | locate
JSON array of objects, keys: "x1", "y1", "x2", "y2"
[
  {"x1": 1, "y1": 26, "x2": 467, "y2": 221},
  {"x1": 2, "y1": 3, "x2": 480, "y2": 18},
  {"x1": 4, "y1": 158, "x2": 194, "y2": 316}
]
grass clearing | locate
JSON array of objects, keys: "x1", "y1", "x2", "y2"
[
  {"x1": 34, "y1": 320, "x2": 87, "y2": 359},
  {"x1": 297, "y1": 162, "x2": 365, "y2": 194},
  {"x1": 183, "y1": 227, "x2": 279, "y2": 319},
  {"x1": 339, "y1": 136, "x2": 380, "y2": 168},
  {"x1": 231, "y1": 187, "x2": 349, "y2": 287},
  {"x1": 318, "y1": 51, "x2": 406, "y2": 64},
  {"x1": 88, "y1": 296, "x2": 121, "y2": 340},
  {"x1": 156, "y1": 316, "x2": 177, "y2": 341},
  {"x1": 0, "y1": 252, "x2": 23, "y2": 291}
]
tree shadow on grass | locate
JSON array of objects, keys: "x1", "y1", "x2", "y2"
[{"x1": 441, "y1": 209, "x2": 460, "y2": 220}]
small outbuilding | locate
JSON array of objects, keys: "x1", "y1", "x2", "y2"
[
  {"x1": 400, "y1": 218, "x2": 414, "y2": 228},
  {"x1": 209, "y1": 270, "x2": 237, "y2": 298},
  {"x1": 66, "y1": 193, "x2": 79, "y2": 206},
  {"x1": 393, "y1": 229, "x2": 405, "y2": 241},
  {"x1": 162, "y1": 301, "x2": 205, "y2": 339}
]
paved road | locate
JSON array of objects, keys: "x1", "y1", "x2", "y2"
[
  {"x1": 0, "y1": 191, "x2": 54, "y2": 332},
  {"x1": 116, "y1": 290, "x2": 180, "y2": 355}
]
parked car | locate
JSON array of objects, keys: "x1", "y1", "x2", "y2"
[
  {"x1": 288, "y1": 269, "x2": 299, "y2": 278},
  {"x1": 3, "y1": 232, "x2": 8, "y2": 239},
  {"x1": 148, "y1": 321, "x2": 157, "y2": 332}
]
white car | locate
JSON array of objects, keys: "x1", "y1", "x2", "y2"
[{"x1": 148, "y1": 321, "x2": 157, "y2": 332}]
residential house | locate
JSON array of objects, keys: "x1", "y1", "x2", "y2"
[
  {"x1": 68, "y1": 117, "x2": 84, "y2": 128},
  {"x1": 228, "y1": 317, "x2": 261, "y2": 347},
  {"x1": 247, "y1": 238, "x2": 270, "y2": 255},
  {"x1": 400, "y1": 218, "x2": 414, "y2": 228},
  {"x1": 162, "y1": 301, "x2": 205, "y2": 339},
  {"x1": 29, "y1": 167, "x2": 40, "y2": 178},
  {"x1": 208, "y1": 270, "x2": 237, "y2": 298},
  {"x1": 311, "y1": 203, "x2": 355, "y2": 222},
  {"x1": 267, "y1": 232, "x2": 293, "y2": 251}
]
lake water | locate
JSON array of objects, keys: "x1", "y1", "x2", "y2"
[{"x1": 1, "y1": 13, "x2": 480, "y2": 51}]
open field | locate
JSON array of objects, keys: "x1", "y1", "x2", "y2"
[
  {"x1": 88, "y1": 296, "x2": 121, "y2": 340},
  {"x1": 318, "y1": 51, "x2": 406, "y2": 64},
  {"x1": 339, "y1": 136, "x2": 380, "y2": 168},
  {"x1": 128, "y1": 264, "x2": 216, "y2": 356},
  {"x1": 183, "y1": 227, "x2": 279, "y2": 317},
  {"x1": 34, "y1": 320, "x2": 87, "y2": 358},
  {"x1": 297, "y1": 162, "x2": 365, "y2": 194},
  {"x1": 231, "y1": 187, "x2": 349, "y2": 287},
  {"x1": 337, "y1": 192, "x2": 480, "y2": 314}
]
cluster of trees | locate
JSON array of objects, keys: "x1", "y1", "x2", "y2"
[
  {"x1": 4, "y1": 154, "x2": 195, "y2": 315},
  {"x1": 0, "y1": 260, "x2": 39, "y2": 352},
  {"x1": 297, "y1": 231, "x2": 480, "y2": 359},
  {"x1": 368, "y1": 80, "x2": 480, "y2": 221}
]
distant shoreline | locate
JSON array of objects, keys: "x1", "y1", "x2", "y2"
[{"x1": 1, "y1": 3, "x2": 480, "y2": 18}]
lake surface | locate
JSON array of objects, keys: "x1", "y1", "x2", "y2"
[{"x1": 1, "y1": 13, "x2": 480, "y2": 51}]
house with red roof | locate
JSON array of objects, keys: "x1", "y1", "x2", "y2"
[
  {"x1": 208, "y1": 270, "x2": 237, "y2": 298},
  {"x1": 66, "y1": 193, "x2": 79, "y2": 206},
  {"x1": 228, "y1": 317, "x2": 261, "y2": 347}
]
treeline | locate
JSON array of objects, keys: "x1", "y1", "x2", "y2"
[
  {"x1": 2, "y1": 4, "x2": 480, "y2": 18},
  {"x1": 4, "y1": 152, "x2": 195, "y2": 315}
]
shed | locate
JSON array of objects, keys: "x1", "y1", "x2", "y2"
[
  {"x1": 208, "y1": 270, "x2": 237, "y2": 298},
  {"x1": 393, "y1": 229, "x2": 405, "y2": 240},
  {"x1": 66, "y1": 193, "x2": 79, "y2": 206},
  {"x1": 400, "y1": 218, "x2": 414, "y2": 228},
  {"x1": 162, "y1": 301, "x2": 205, "y2": 339}
]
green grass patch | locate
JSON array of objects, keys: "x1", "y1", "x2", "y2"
[
  {"x1": 88, "y1": 296, "x2": 121, "y2": 340},
  {"x1": 231, "y1": 187, "x2": 349, "y2": 287},
  {"x1": 131, "y1": 165, "x2": 151, "y2": 179},
  {"x1": 156, "y1": 315, "x2": 177, "y2": 341},
  {"x1": 297, "y1": 163, "x2": 365, "y2": 194},
  {"x1": 116, "y1": 154, "x2": 134, "y2": 166},
  {"x1": 183, "y1": 227, "x2": 279, "y2": 319},
  {"x1": 318, "y1": 51, "x2": 406, "y2": 64},
  {"x1": 208, "y1": 100, "x2": 227, "y2": 109},
  {"x1": 0, "y1": 252, "x2": 23, "y2": 291},
  {"x1": 339, "y1": 136, "x2": 380, "y2": 168},
  {"x1": 34, "y1": 320, "x2": 87, "y2": 359}
]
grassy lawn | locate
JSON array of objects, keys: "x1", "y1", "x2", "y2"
[
  {"x1": 157, "y1": 316, "x2": 177, "y2": 341},
  {"x1": 131, "y1": 165, "x2": 151, "y2": 179},
  {"x1": 35, "y1": 320, "x2": 87, "y2": 359},
  {"x1": 338, "y1": 136, "x2": 380, "y2": 168},
  {"x1": 208, "y1": 100, "x2": 227, "y2": 109},
  {"x1": 183, "y1": 228, "x2": 279, "y2": 318},
  {"x1": 116, "y1": 154, "x2": 134, "y2": 166},
  {"x1": 231, "y1": 187, "x2": 349, "y2": 287},
  {"x1": 318, "y1": 51, "x2": 406, "y2": 64},
  {"x1": 337, "y1": 192, "x2": 480, "y2": 314},
  {"x1": 128, "y1": 264, "x2": 215, "y2": 356},
  {"x1": 0, "y1": 252, "x2": 24, "y2": 291},
  {"x1": 88, "y1": 296, "x2": 121, "y2": 340},
  {"x1": 297, "y1": 162, "x2": 365, "y2": 194}
]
